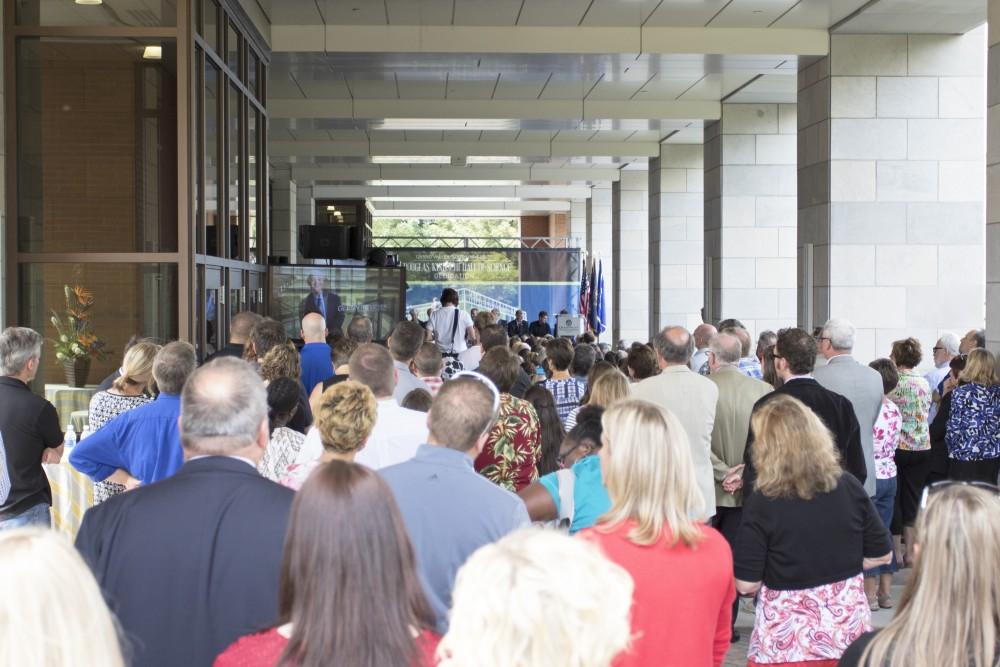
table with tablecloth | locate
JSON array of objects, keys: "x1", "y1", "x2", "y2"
[
  {"x1": 43, "y1": 458, "x2": 94, "y2": 540},
  {"x1": 44, "y1": 384, "x2": 99, "y2": 431}
]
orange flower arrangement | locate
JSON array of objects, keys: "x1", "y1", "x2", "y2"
[{"x1": 50, "y1": 284, "x2": 108, "y2": 362}]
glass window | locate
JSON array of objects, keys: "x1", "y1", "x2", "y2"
[
  {"x1": 202, "y1": 0, "x2": 219, "y2": 53},
  {"x1": 205, "y1": 62, "x2": 221, "y2": 257},
  {"x1": 247, "y1": 111, "x2": 258, "y2": 264},
  {"x1": 18, "y1": 263, "x2": 178, "y2": 386},
  {"x1": 17, "y1": 0, "x2": 177, "y2": 27},
  {"x1": 227, "y1": 84, "x2": 242, "y2": 260},
  {"x1": 194, "y1": 48, "x2": 204, "y2": 254},
  {"x1": 248, "y1": 51, "x2": 260, "y2": 99},
  {"x1": 227, "y1": 22, "x2": 241, "y2": 79},
  {"x1": 16, "y1": 39, "x2": 179, "y2": 253}
]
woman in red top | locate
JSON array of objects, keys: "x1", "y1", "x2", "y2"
[
  {"x1": 582, "y1": 399, "x2": 735, "y2": 667},
  {"x1": 214, "y1": 461, "x2": 438, "y2": 667}
]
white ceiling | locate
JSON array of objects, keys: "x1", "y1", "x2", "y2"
[{"x1": 254, "y1": 0, "x2": 986, "y2": 211}]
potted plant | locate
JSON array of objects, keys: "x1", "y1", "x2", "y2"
[{"x1": 50, "y1": 285, "x2": 108, "y2": 387}]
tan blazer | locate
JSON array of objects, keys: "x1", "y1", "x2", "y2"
[
  {"x1": 631, "y1": 365, "x2": 718, "y2": 520},
  {"x1": 708, "y1": 366, "x2": 773, "y2": 508}
]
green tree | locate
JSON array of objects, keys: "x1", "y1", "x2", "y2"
[{"x1": 373, "y1": 217, "x2": 519, "y2": 241}]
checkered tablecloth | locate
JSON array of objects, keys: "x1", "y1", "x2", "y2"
[
  {"x1": 44, "y1": 384, "x2": 99, "y2": 430},
  {"x1": 44, "y1": 459, "x2": 94, "y2": 540}
]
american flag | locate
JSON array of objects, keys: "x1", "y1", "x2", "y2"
[{"x1": 579, "y1": 256, "x2": 591, "y2": 328}]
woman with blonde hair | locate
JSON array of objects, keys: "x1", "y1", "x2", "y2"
[
  {"x1": 582, "y1": 399, "x2": 734, "y2": 667},
  {"x1": 0, "y1": 528, "x2": 125, "y2": 667},
  {"x1": 87, "y1": 340, "x2": 161, "y2": 503},
  {"x1": 437, "y1": 528, "x2": 632, "y2": 667},
  {"x1": 259, "y1": 341, "x2": 301, "y2": 384},
  {"x1": 840, "y1": 482, "x2": 1000, "y2": 667},
  {"x1": 734, "y1": 395, "x2": 892, "y2": 667},
  {"x1": 280, "y1": 381, "x2": 376, "y2": 490},
  {"x1": 565, "y1": 363, "x2": 627, "y2": 430},
  {"x1": 945, "y1": 348, "x2": 1000, "y2": 483}
]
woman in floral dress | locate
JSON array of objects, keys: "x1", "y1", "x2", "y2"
[
  {"x1": 888, "y1": 338, "x2": 932, "y2": 564},
  {"x1": 735, "y1": 395, "x2": 892, "y2": 667}
]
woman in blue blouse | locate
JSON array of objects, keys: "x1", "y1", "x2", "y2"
[{"x1": 945, "y1": 348, "x2": 1000, "y2": 483}]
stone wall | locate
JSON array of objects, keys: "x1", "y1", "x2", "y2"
[{"x1": 612, "y1": 169, "x2": 649, "y2": 345}]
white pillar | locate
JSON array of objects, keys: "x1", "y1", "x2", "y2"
[
  {"x1": 704, "y1": 103, "x2": 798, "y2": 338},
  {"x1": 587, "y1": 182, "x2": 614, "y2": 343},
  {"x1": 649, "y1": 144, "x2": 705, "y2": 335},
  {"x1": 799, "y1": 30, "x2": 986, "y2": 363},
  {"x1": 570, "y1": 198, "x2": 587, "y2": 249},
  {"x1": 987, "y1": 8, "x2": 1000, "y2": 352},
  {"x1": 612, "y1": 169, "x2": 649, "y2": 344}
]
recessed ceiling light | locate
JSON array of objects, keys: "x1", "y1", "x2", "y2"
[
  {"x1": 142, "y1": 46, "x2": 162, "y2": 60},
  {"x1": 371, "y1": 155, "x2": 451, "y2": 164},
  {"x1": 366, "y1": 179, "x2": 523, "y2": 187},
  {"x1": 465, "y1": 156, "x2": 522, "y2": 164},
  {"x1": 75, "y1": 0, "x2": 103, "y2": 4}
]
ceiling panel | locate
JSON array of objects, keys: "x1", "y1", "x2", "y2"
[
  {"x1": 329, "y1": 129, "x2": 371, "y2": 140},
  {"x1": 628, "y1": 130, "x2": 663, "y2": 141},
  {"x1": 708, "y1": 0, "x2": 800, "y2": 28},
  {"x1": 677, "y1": 72, "x2": 756, "y2": 100},
  {"x1": 643, "y1": 0, "x2": 732, "y2": 26},
  {"x1": 288, "y1": 128, "x2": 335, "y2": 141},
  {"x1": 585, "y1": 80, "x2": 646, "y2": 101},
  {"x1": 589, "y1": 130, "x2": 638, "y2": 141},
  {"x1": 403, "y1": 130, "x2": 446, "y2": 140},
  {"x1": 516, "y1": 0, "x2": 592, "y2": 25},
  {"x1": 344, "y1": 79, "x2": 399, "y2": 98},
  {"x1": 492, "y1": 79, "x2": 549, "y2": 99},
  {"x1": 632, "y1": 78, "x2": 699, "y2": 99},
  {"x1": 453, "y1": 0, "x2": 524, "y2": 26},
  {"x1": 540, "y1": 79, "x2": 605, "y2": 100},
  {"x1": 581, "y1": 0, "x2": 664, "y2": 27},
  {"x1": 263, "y1": 0, "x2": 327, "y2": 23},
  {"x1": 268, "y1": 73, "x2": 306, "y2": 98},
  {"x1": 397, "y1": 77, "x2": 448, "y2": 99},
  {"x1": 723, "y1": 73, "x2": 797, "y2": 103},
  {"x1": 297, "y1": 77, "x2": 354, "y2": 99},
  {"x1": 834, "y1": 0, "x2": 985, "y2": 33},
  {"x1": 479, "y1": 130, "x2": 523, "y2": 141},
  {"x1": 518, "y1": 130, "x2": 561, "y2": 141},
  {"x1": 320, "y1": 0, "x2": 388, "y2": 25},
  {"x1": 446, "y1": 79, "x2": 499, "y2": 99},
  {"x1": 770, "y1": 0, "x2": 869, "y2": 28},
  {"x1": 386, "y1": 0, "x2": 454, "y2": 25},
  {"x1": 553, "y1": 129, "x2": 598, "y2": 141}
]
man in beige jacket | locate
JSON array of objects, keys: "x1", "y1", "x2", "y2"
[
  {"x1": 631, "y1": 326, "x2": 717, "y2": 521},
  {"x1": 707, "y1": 331, "x2": 773, "y2": 641}
]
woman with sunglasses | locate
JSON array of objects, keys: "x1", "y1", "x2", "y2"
[
  {"x1": 840, "y1": 482, "x2": 1000, "y2": 667},
  {"x1": 517, "y1": 405, "x2": 611, "y2": 533},
  {"x1": 945, "y1": 348, "x2": 1000, "y2": 484}
]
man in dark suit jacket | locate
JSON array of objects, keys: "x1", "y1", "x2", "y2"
[
  {"x1": 741, "y1": 327, "x2": 866, "y2": 494},
  {"x1": 76, "y1": 358, "x2": 293, "y2": 667},
  {"x1": 507, "y1": 310, "x2": 529, "y2": 338},
  {"x1": 299, "y1": 273, "x2": 345, "y2": 333}
]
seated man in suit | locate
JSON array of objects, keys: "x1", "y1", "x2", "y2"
[
  {"x1": 76, "y1": 357, "x2": 294, "y2": 667},
  {"x1": 299, "y1": 273, "x2": 345, "y2": 334},
  {"x1": 740, "y1": 327, "x2": 866, "y2": 494}
]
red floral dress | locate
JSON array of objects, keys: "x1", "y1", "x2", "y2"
[{"x1": 474, "y1": 393, "x2": 541, "y2": 492}]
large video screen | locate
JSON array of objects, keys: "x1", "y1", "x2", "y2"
[{"x1": 268, "y1": 265, "x2": 405, "y2": 341}]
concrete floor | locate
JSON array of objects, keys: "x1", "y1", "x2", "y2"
[{"x1": 722, "y1": 570, "x2": 910, "y2": 667}]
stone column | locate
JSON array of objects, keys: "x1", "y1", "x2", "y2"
[
  {"x1": 704, "y1": 103, "x2": 797, "y2": 338},
  {"x1": 570, "y1": 198, "x2": 587, "y2": 249},
  {"x1": 988, "y1": 7, "x2": 1000, "y2": 352},
  {"x1": 612, "y1": 169, "x2": 649, "y2": 345},
  {"x1": 587, "y1": 182, "x2": 614, "y2": 343},
  {"x1": 270, "y1": 166, "x2": 297, "y2": 262},
  {"x1": 649, "y1": 144, "x2": 705, "y2": 334},
  {"x1": 799, "y1": 30, "x2": 985, "y2": 362}
]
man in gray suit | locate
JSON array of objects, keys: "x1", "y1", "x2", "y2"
[
  {"x1": 632, "y1": 326, "x2": 718, "y2": 521},
  {"x1": 813, "y1": 318, "x2": 882, "y2": 497}
]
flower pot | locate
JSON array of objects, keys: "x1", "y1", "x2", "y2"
[{"x1": 63, "y1": 358, "x2": 92, "y2": 388}]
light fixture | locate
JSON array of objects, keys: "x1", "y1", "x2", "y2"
[
  {"x1": 325, "y1": 205, "x2": 338, "y2": 212},
  {"x1": 75, "y1": 0, "x2": 103, "y2": 4},
  {"x1": 371, "y1": 155, "x2": 451, "y2": 164},
  {"x1": 142, "y1": 46, "x2": 162, "y2": 60},
  {"x1": 366, "y1": 179, "x2": 523, "y2": 187},
  {"x1": 371, "y1": 119, "x2": 520, "y2": 131},
  {"x1": 465, "y1": 156, "x2": 522, "y2": 165}
]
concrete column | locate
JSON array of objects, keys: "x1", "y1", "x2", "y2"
[
  {"x1": 988, "y1": 8, "x2": 1000, "y2": 352},
  {"x1": 612, "y1": 169, "x2": 649, "y2": 344},
  {"x1": 270, "y1": 166, "x2": 297, "y2": 262},
  {"x1": 649, "y1": 144, "x2": 705, "y2": 335},
  {"x1": 570, "y1": 198, "x2": 587, "y2": 249},
  {"x1": 704, "y1": 103, "x2": 797, "y2": 338},
  {"x1": 587, "y1": 182, "x2": 614, "y2": 343},
  {"x1": 799, "y1": 30, "x2": 986, "y2": 362}
]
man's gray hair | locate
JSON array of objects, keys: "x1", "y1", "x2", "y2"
[
  {"x1": 347, "y1": 316, "x2": 374, "y2": 344},
  {"x1": 652, "y1": 326, "x2": 694, "y2": 364},
  {"x1": 152, "y1": 341, "x2": 197, "y2": 395},
  {"x1": 709, "y1": 332, "x2": 742, "y2": 365},
  {"x1": 0, "y1": 327, "x2": 42, "y2": 376},
  {"x1": 181, "y1": 357, "x2": 266, "y2": 455},
  {"x1": 821, "y1": 318, "x2": 856, "y2": 351},
  {"x1": 938, "y1": 332, "x2": 960, "y2": 356}
]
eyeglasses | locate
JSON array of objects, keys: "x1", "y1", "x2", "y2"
[
  {"x1": 932, "y1": 346, "x2": 943, "y2": 352},
  {"x1": 451, "y1": 370, "x2": 501, "y2": 414},
  {"x1": 919, "y1": 480, "x2": 1000, "y2": 509}
]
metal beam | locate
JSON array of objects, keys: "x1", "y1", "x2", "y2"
[
  {"x1": 312, "y1": 184, "x2": 594, "y2": 199},
  {"x1": 270, "y1": 25, "x2": 829, "y2": 56},
  {"x1": 370, "y1": 200, "x2": 572, "y2": 212},
  {"x1": 291, "y1": 164, "x2": 624, "y2": 184},
  {"x1": 268, "y1": 98, "x2": 721, "y2": 121},
  {"x1": 270, "y1": 140, "x2": 661, "y2": 159}
]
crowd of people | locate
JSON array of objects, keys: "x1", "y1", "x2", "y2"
[{"x1": 0, "y1": 290, "x2": 998, "y2": 667}]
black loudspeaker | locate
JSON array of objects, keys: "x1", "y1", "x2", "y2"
[{"x1": 299, "y1": 225, "x2": 351, "y2": 259}]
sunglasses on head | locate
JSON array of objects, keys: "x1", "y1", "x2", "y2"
[{"x1": 919, "y1": 480, "x2": 1000, "y2": 510}]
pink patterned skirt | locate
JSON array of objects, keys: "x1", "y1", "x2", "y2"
[{"x1": 747, "y1": 574, "x2": 871, "y2": 665}]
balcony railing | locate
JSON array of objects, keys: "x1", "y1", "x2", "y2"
[{"x1": 372, "y1": 236, "x2": 579, "y2": 250}]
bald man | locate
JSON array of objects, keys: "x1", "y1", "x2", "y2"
[
  {"x1": 299, "y1": 312, "x2": 333, "y2": 394},
  {"x1": 690, "y1": 323, "x2": 718, "y2": 375},
  {"x1": 631, "y1": 326, "x2": 718, "y2": 521}
]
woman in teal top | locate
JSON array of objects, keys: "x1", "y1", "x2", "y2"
[{"x1": 518, "y1": 406, "x2": 611, "y2": 534}]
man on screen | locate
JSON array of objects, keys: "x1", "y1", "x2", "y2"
[{"x1": 299, "y1": 274, "x2": 344, "y2": 334}]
